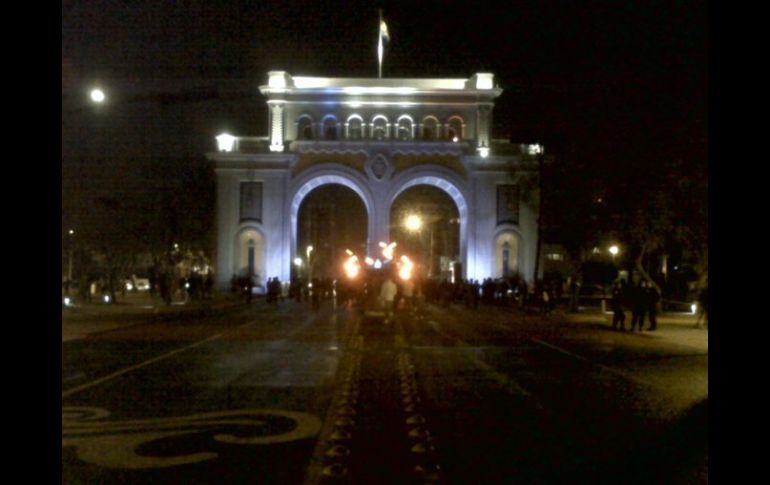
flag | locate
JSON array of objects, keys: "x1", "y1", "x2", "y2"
[
  {"x1": 380, "y1": 19, "x2": 390, "y2": 43},
  {"x1": 378, "y1": 13, "x2": 389, "y2": 78}
]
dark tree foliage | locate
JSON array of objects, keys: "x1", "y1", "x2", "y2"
[
  {"x1": 539, "y1": 134, "x2": 707, "y2": 302},
  {"x1": 62, "y1": 155, "x2": 215, "y2": 301}
]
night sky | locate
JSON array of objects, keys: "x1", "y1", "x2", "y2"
[{"x1": 62, "y1": 0, "x2": 707, "y2": 251}]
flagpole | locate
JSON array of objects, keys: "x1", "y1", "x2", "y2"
[{"x1": 378, "y1": 9, "x2": 383, "y2": 78}]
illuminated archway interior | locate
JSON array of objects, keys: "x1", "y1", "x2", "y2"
[
  {"x1": 297, "y1": 184, "x2": 368, "y2": 279},
  {"x1": 390, "y1": 185, "x2": 460, "y2": 280}
]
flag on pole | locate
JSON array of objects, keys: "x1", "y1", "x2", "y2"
[
  {"x1": 380, "y1": 19, "x2": 390, "y2": 43},
  {"x1": 378, "y1": 11, "x2": 389, "y2": 78}
]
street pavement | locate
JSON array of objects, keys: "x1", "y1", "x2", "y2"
[
  {"x1": 61, "y1": 291, "x2": 244, "y2": 342},
  {"x1": 61, "y1": 294, "x2": 708, "y2": 484},
  {"x1": 63, "y1": 293, "x2": 708, "y2": 351},
  {"x1": 563, "y1": 307, "x2": 708, "y2": 353}
]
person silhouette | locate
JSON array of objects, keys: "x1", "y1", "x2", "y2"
[
  {"x1": 380, "y1": 272, "x2": 398, "y2": 323},
  {"x1": 646, "y1": 283, "x2": 661, "y2": 331},
  {"x1": 610, "y1": 281, "x2": 626, "y2": 331},
  {"x1": 629, "y1": 280, "x2": 648, "y2": 332}
]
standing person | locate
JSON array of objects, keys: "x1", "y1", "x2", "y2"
[
  {"x1": 311, "y1": 277, "x2": 321, "y2": 310},
  {"x1": 244, "y1": 276, "x2": 254, "y2": 303},
  {"x1": 629, "y1": 280, "x2": 648, "y2": 332},
  {"x1": 380, "y1": 272, "x2": 398, "y2": 322},
  {"x1": 610, "y1": 281, "x2": 626, "y2": 331},
  {"x1": 646, "y1": 282, "x2": 661, "y2": 331},
  {"x1": 541, "y1": 286, "x2": 551, "y2": 314},
  {"x1": 267, "y1": 277, "x2": 276, "y2": 303},
  {"x1": 695, "y1": 286, "x2": 708, "y2": 328},
  {"x1": 204, "y1": 273, "x2": 214, "y2": 299},
  {"x1": 401, "y1": 277, "x2": 415, "y2": 310},
  {"x1": 548, "y1": 282, "x2": 557, "y2": 313},
  {"x1": 159, "y1": 272, "x2": 171, "y2": 305}
]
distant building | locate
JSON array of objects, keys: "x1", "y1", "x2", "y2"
[{"x1": 207, "y1": 71, "x2": 541, "y2": 289}]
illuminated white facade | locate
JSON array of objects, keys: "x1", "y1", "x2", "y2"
[{"x1": 208, "y1": 71, "x2": 540, "y2": 289}]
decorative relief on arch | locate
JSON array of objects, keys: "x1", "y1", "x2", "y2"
[
  {"x1": 291, "y1": 153, "x2": 367, "y2": 177},
  {"x1": 365, "y1": 154, "x2": 392, "y2": 181},
  {"x1": 390, "y1": 154, "x2": 467, "y2": 177}
]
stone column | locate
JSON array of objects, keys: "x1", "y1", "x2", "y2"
[{"x1": 269, "y1": 102, "x2": 284, "y2": 152}]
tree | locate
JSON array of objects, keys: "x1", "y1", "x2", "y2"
[
  {"x1": 613, "y1": 153, "x2": 707, "y2": 297},
  {"x1": 63, "y1": 155, "x2": 216, "y2": 302},
  {"x1": 539, "y1": 148, "x2": 616, "y2": 311}
]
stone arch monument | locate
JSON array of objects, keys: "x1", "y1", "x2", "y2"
[{"x1": 207, "y1": 72, "x2": 541, "y2": 290}]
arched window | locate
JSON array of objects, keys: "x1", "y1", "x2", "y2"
[
  {"x1": 495, "y1": 232, "x2": 519, "y2": 279},
  {"x1": 346, "y1": 115, "x2": 363, "y2": 140},
  {"x1": 297, "y1": 116, "x2": 315, "y2": 140},
  {"x1": 397, "y1": 115, "x2": 413, "y2": 141},
  {"x1": 237, "y1": 229, "x2": 264, "y2": 286},
  {"x1": 502, "y1": 241, "x2": 510, "y2": 279},
  {"x1": 247, "y1": 239, "x2": 256, "y2": 276},
  {"x1": 322, "y1": 116, "x2": 338, "y2": 140},
  {"x1": 371, "y1": 115, "x2": 389, "y2": 140},
  {"x1": 422, "y1": 116, "x2": 439, "y2": 140},
  {"x1": 446, "y1": 116, "x2": 464, "y2": 141}
]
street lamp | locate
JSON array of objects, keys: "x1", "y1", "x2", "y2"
[
  {"x1": 216, "y1": 133, "x2": 236, "y2": 152},
  {"x1": 293, "y1": 257, "x2": 303, "y2": 281},
  {"x1": 608, "y1": 245, "x2": 619, "y2": 260},
  {"x1": 90, "y1": 88, "x2": 106, "y2": 104},
  {"x1": 66, "y1": 229, "x2": 75, "y2": 296},
  {"x1": 404, "y1": 214, "x2": 423, "y2": 232},
  {"x1": 403, "y1": 213, "x2": 436, "y2": 278},
  {"x1": 306, "y1": 245, "x2": 314, "y2": 280}
]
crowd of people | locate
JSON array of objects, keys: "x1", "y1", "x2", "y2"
[
  {"x1": 225, "y1": 269, "x2": 709, "y2": 333},
  {"x1": 609, "y1": 279, "x2": 662, "y2": 332},
  {"x1": 283, "y1": 271, "x2": 562, "y2": 316}
]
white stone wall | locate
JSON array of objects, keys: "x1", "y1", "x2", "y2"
[
  {"x1": 214, "y1": 166, "x2": 290, "y2": 289},
  {"x1": 214, "y1": 156, "x2": 538, "y2": 288},
  {"x1": 468, "y1": 170, "x2": 539, "y2": 283}
]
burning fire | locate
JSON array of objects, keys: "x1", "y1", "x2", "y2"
[
  {"x1": 343, "y1": 254, "x2": 361, "y2": 279},
  {"x1": 343, "y1": 242, "x2": 414, "y2": 280},
  {"x1": 397, "y1": 255, "x2": 414, "y2": 281}
]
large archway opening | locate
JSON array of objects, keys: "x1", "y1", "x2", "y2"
[
  {"x1": 390, "y1": 186, "x2": 460, "y2": 281},
  {"x1": 297, "y1": 184, "x2": 367, "y2": 280}
]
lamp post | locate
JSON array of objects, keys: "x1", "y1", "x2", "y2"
[
  {"x1": 306, "y1": 245, "x2": 314, "y2": 281},
  {"x1": 532, "y1": 145, "x2": 545, "y2": 282},
  {"x1": 293, "y1": 257, "x2": 303, "y2": 278},
  {"x1": 66, "y1": 229, "x2": 75, "y2": 296},
  {"x1": 404, "y1": 214, "x2": 423, "y2": 275},
  {"x1": 404, "y1": 213, "x2": 436, "y2": 278},
  {"x1": 608, "y1": 245, "x2": 623, "y2": 285}
]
